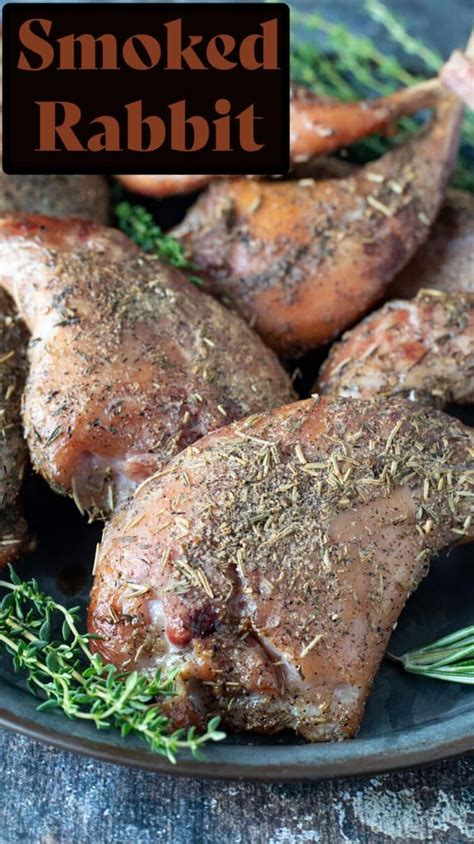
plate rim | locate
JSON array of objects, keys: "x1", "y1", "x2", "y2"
[{"x1": 1, "y1": 698, "x2": 473, "y2": 781}]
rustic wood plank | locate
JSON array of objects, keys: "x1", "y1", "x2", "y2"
[{"x1": 0, "y1": 730, "x2": 472, "y2": 843}]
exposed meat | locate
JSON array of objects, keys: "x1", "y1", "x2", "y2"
[
  {"x1": 0, "y1": 214, "x2": 293, "y2": 517},
  {"x1": 116, "y1": 77, "x2": 443, "y2": 198},
  {"x1": 317, "y1": 290, "x2": 474, "y2": 406},
  {"x1": 173, "y1": 95, "x2": 463, "y2": 356},
  {"x1": 440, "y1": 50, "x2": 474, "y2": 110},
  {"x1": 88, "y1": 397, "x2": 474, "y2": 741},
  {"x1": 0, "y1": 290, "x2": 30, "y2": 566},
  {"x1": 390, "y1": 189, "x2": 474, "y2": 298}
]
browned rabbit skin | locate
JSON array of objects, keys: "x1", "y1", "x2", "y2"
[
  {"x1": 172, "y1": 95, "x2": 463, "y2": 356},
  {"x1": 0, "y1": 290, "x2": 30, "y2": 565},
  {"x1": 115, "y1": 174, "x2": 213, "y2": 199},
  {"x1": 289, "y1": 78, "x2": 443, "y2": 162},
  {"x1": 318, "y1": 289, "x2": 474, "y2": 406},
  {"x1": 0, "y1": 34, "x2": 110, "y2": 557},
  {"x1": 116, "y1": 77, "x2": 443, "y2": 198},
  {"x1": 89, "y1": 396, "x2": 474, "y2": 742},
  {"x1": 0, "y1": 214, "x2": 294, "y2": 518},
  {"x1": 390, "y1": 189, "x2": 474, "y2": 298}
]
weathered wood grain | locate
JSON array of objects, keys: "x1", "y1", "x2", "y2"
[{"x1": 0, "y1": 730, "x2": 472, "y2": 844}]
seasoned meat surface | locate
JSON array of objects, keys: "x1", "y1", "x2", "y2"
[
  {"x1": 89, "y1": 397, "x2": 474, "y2": 741},
  {"x1": 0, "y1": 39, "x2": 110, "y2": 225},
  {"x1": 0, "y1": 290, "x2": 29, "y2": 565},
  {"x1": 0, "y1": 174, "x2": 110, "y2": 223},
  {"x1": 173, "y1": 95, "x2": 462, "y2": 356},
  {"x1": 116, "y1": 77, "x2": 442, "y2": 198},
  {"x1": 0, "y1": 214, "x2": 293, "y2": 517},
  {"x1": 390, "y1": 189, "x2": 474, "y2": 298},
  {"x1": 0, "y1": 36, "x2": 110, "y2": 557},
  {"x1": 318, "y1": 290, "x2": 474, "y2": 406}
]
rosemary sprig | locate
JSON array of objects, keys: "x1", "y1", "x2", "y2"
[
  {"x1": 0, "y1": 568, "x2": 225, "y2": 762},
  {"x1": 289, "y1": 2, "x2": 474, "y2": 191},
  {"x1": 115, "y1": 201, "x2": 203, "y2": 286},
  {"x1": 390, "y1": 625, "x2": 474, "y2": 684}
]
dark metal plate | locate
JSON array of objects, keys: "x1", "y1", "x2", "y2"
[
  {"x1": 0, "y1": 0, "x2": 473, "y2": 781},
  {"x1": 0, "y1": 420, "x2": 472, "y2": 782}
]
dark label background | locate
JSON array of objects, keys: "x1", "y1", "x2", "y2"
[{"x1": 2, "y1": 2, "x2": 289, "y2": 175}]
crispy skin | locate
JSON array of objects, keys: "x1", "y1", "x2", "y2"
[
  {"x1": 0, "y1": 291, "x2": 29, "y2": 566},
  {"x1": 116, "y1": 78, "x2": 442, "y2": 198},
  {"x1": 173, "y1": 96, "x2": 463, "y2": 356},
  {"x1": 318, "y1": 290, "x2": 474, "y2": 405},
  {"x1": 390, "y1": 189, "x2": 474, "y2": 298},
  {"x1": 88, "y1": 397, "x2": 474, "y2": 742},
  {"x1": 0, "y1": 214, "x2": 293, "y2": 517}
]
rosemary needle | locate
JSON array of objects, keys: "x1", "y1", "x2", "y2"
[
  {"x1": 388, "y1": 625, "x2": 474, "y2": 685},
  {"x1": 0, "y1": 568, "x2": 225, "y2": 763}
]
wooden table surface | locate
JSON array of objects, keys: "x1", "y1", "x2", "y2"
[
  {"x1": 1, "y1": 1, "x2": 473, "y2": 842},
  {"x1": 0, "y1": 730, "x2": 472, "y2": 843}
]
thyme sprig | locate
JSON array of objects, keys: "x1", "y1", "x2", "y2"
[
  {"x1": 0, "y1": 568, "x2": 225, "y2": 762},
  {"x1": 289, "y1": 1, "x2": 474, "y2": 191},
  {"x1": 390, "y1": 625, "x2": 474, "y2": 684},
  {"x1": 365, "y1": 0, "x2": 443, "y2": 71},
  {"x1": 115, "y1": 201, "x2": 203, "y2": 286}
]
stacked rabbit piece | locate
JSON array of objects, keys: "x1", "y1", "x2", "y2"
[{"x1": 1, "y1": 42, "x2": 473, "y2": 742}]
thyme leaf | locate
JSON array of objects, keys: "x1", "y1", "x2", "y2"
[
  {"x1": 115, "y1": 201, "x2": 203, "y2": 287},
  {"x1": 389, "y1": 625, "x2": 474, "y2": 684},
  {"x1": 288, "y1": 1, "x2": 474, "y2": 191},
  {"x1": 0, "y1": 568, "x2": 225, "y2": 762}
]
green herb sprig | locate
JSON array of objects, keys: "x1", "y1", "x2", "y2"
[
  {"x1": 115, "y1": 201, "x2": 203, "y2": 286},
  {"x1": 0, "y1": 568, "x2": 225, "y2": 762},
  {"x1": 389, "y1": 625, "x2": 474, "y2": 684},
  {"x1": 288, "y1": 1, "x2": 474, "y2": 191}
]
